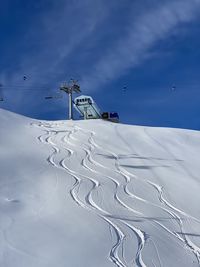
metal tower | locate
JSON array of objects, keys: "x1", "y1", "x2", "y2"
[{"x1": 60, "y1": 80, "x2": 81, "y2": 120}]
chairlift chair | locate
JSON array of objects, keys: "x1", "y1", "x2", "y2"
[{"x1": 45, "y1": 93, "x2": 63, "y2": 100}]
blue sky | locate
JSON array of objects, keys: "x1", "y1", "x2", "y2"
[{"x1": 0, "y1": 0, "x2": 200, "y2": 129}]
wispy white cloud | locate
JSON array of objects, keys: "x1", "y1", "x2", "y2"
[
  {"x1": 80, "y1": 0, "x2": 200, "y2": 91},
  {"x1": 0, "y1": 0, "x2": 114, "y2": 111},
  {"x1": 1, "y1": 0, "x2": 200, "y2": 117},
  {"x1": 1, "y1": 0, "x2": 111, "y2": 86}
]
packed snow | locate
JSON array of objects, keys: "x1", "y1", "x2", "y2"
[{"x1": 0, "y1": 108, "x2": 200, "y2": 267}]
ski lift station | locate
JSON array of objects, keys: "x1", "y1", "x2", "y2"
[
  {"x1": 74, "y1": 95, "x2": 101, "y2": 119},
  {"x1": 74, "y1": 95, "x2": 119, "y2": 122},
  {"x1": 43, "y1": 80, "x2": 119, "y2": 122}
]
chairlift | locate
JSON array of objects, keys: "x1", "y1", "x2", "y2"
[
  {"x1": 122, "y1": 85, "x2": 127, "y2": 92},
  {"x1": 45, "y1": 93, "x2": 63, "y2": 100},
  {"x1": 171, "y1": 85, "x2": 176, "y2": 91},
  {"x1": 72, "y1": 84, "x2": 81, "y2": 93}
]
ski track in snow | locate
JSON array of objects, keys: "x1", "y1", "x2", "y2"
[
  {"x1": 74, "y1": 126, "x2": 148, "y2": 267},
  {"x1": 34, "y1": 122, "x2": 148, "y2": 267},
  {"x1": 115, "y1": 125, "x2": 200, "y2": 265},
  {"x1": 142, "y1": 128, "x2": 200, "y2": 264},
  {"x1": 32, "y1": 121, "x2": 200, "y2": 267},
  {"x1": 36, "y1": 124, "x2": 127, "y2": 266}
]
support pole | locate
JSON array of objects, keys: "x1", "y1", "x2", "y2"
[
  {"x1": 83, "y1": 106, "x2": 87, "y2": 120},
  {"x1": 69, "y1": 90, "x2": 72, "y2": 120},
  {"x1": 60, "y1": 80, "x2": 81, "y2": 120}
]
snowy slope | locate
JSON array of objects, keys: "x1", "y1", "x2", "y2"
[{"x1": 1, "y1": 108, "x2": 200, "y2": 267}]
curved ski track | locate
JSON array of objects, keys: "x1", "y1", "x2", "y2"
[
  {"x1": 142, "y1": 128, "x2": 200, "y2": 264},
  {"x1": 32, "y1": 121, "x2": 200, "y2": 266},
  {"x1": 115, "y1": 125, "x2": 200, "y2": 265}
]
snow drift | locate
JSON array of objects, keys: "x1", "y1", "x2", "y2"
[{"x1": 0, "y1": 108, "x2": 200, "y2": 267}]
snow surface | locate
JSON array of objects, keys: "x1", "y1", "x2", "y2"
[{"x1": 1, "y1": 108, "x2": 200, "y2": 267}]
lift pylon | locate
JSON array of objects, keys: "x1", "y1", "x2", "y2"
[{"x1": 60, "y1": 80, "x2": 81, "y2": 120}]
